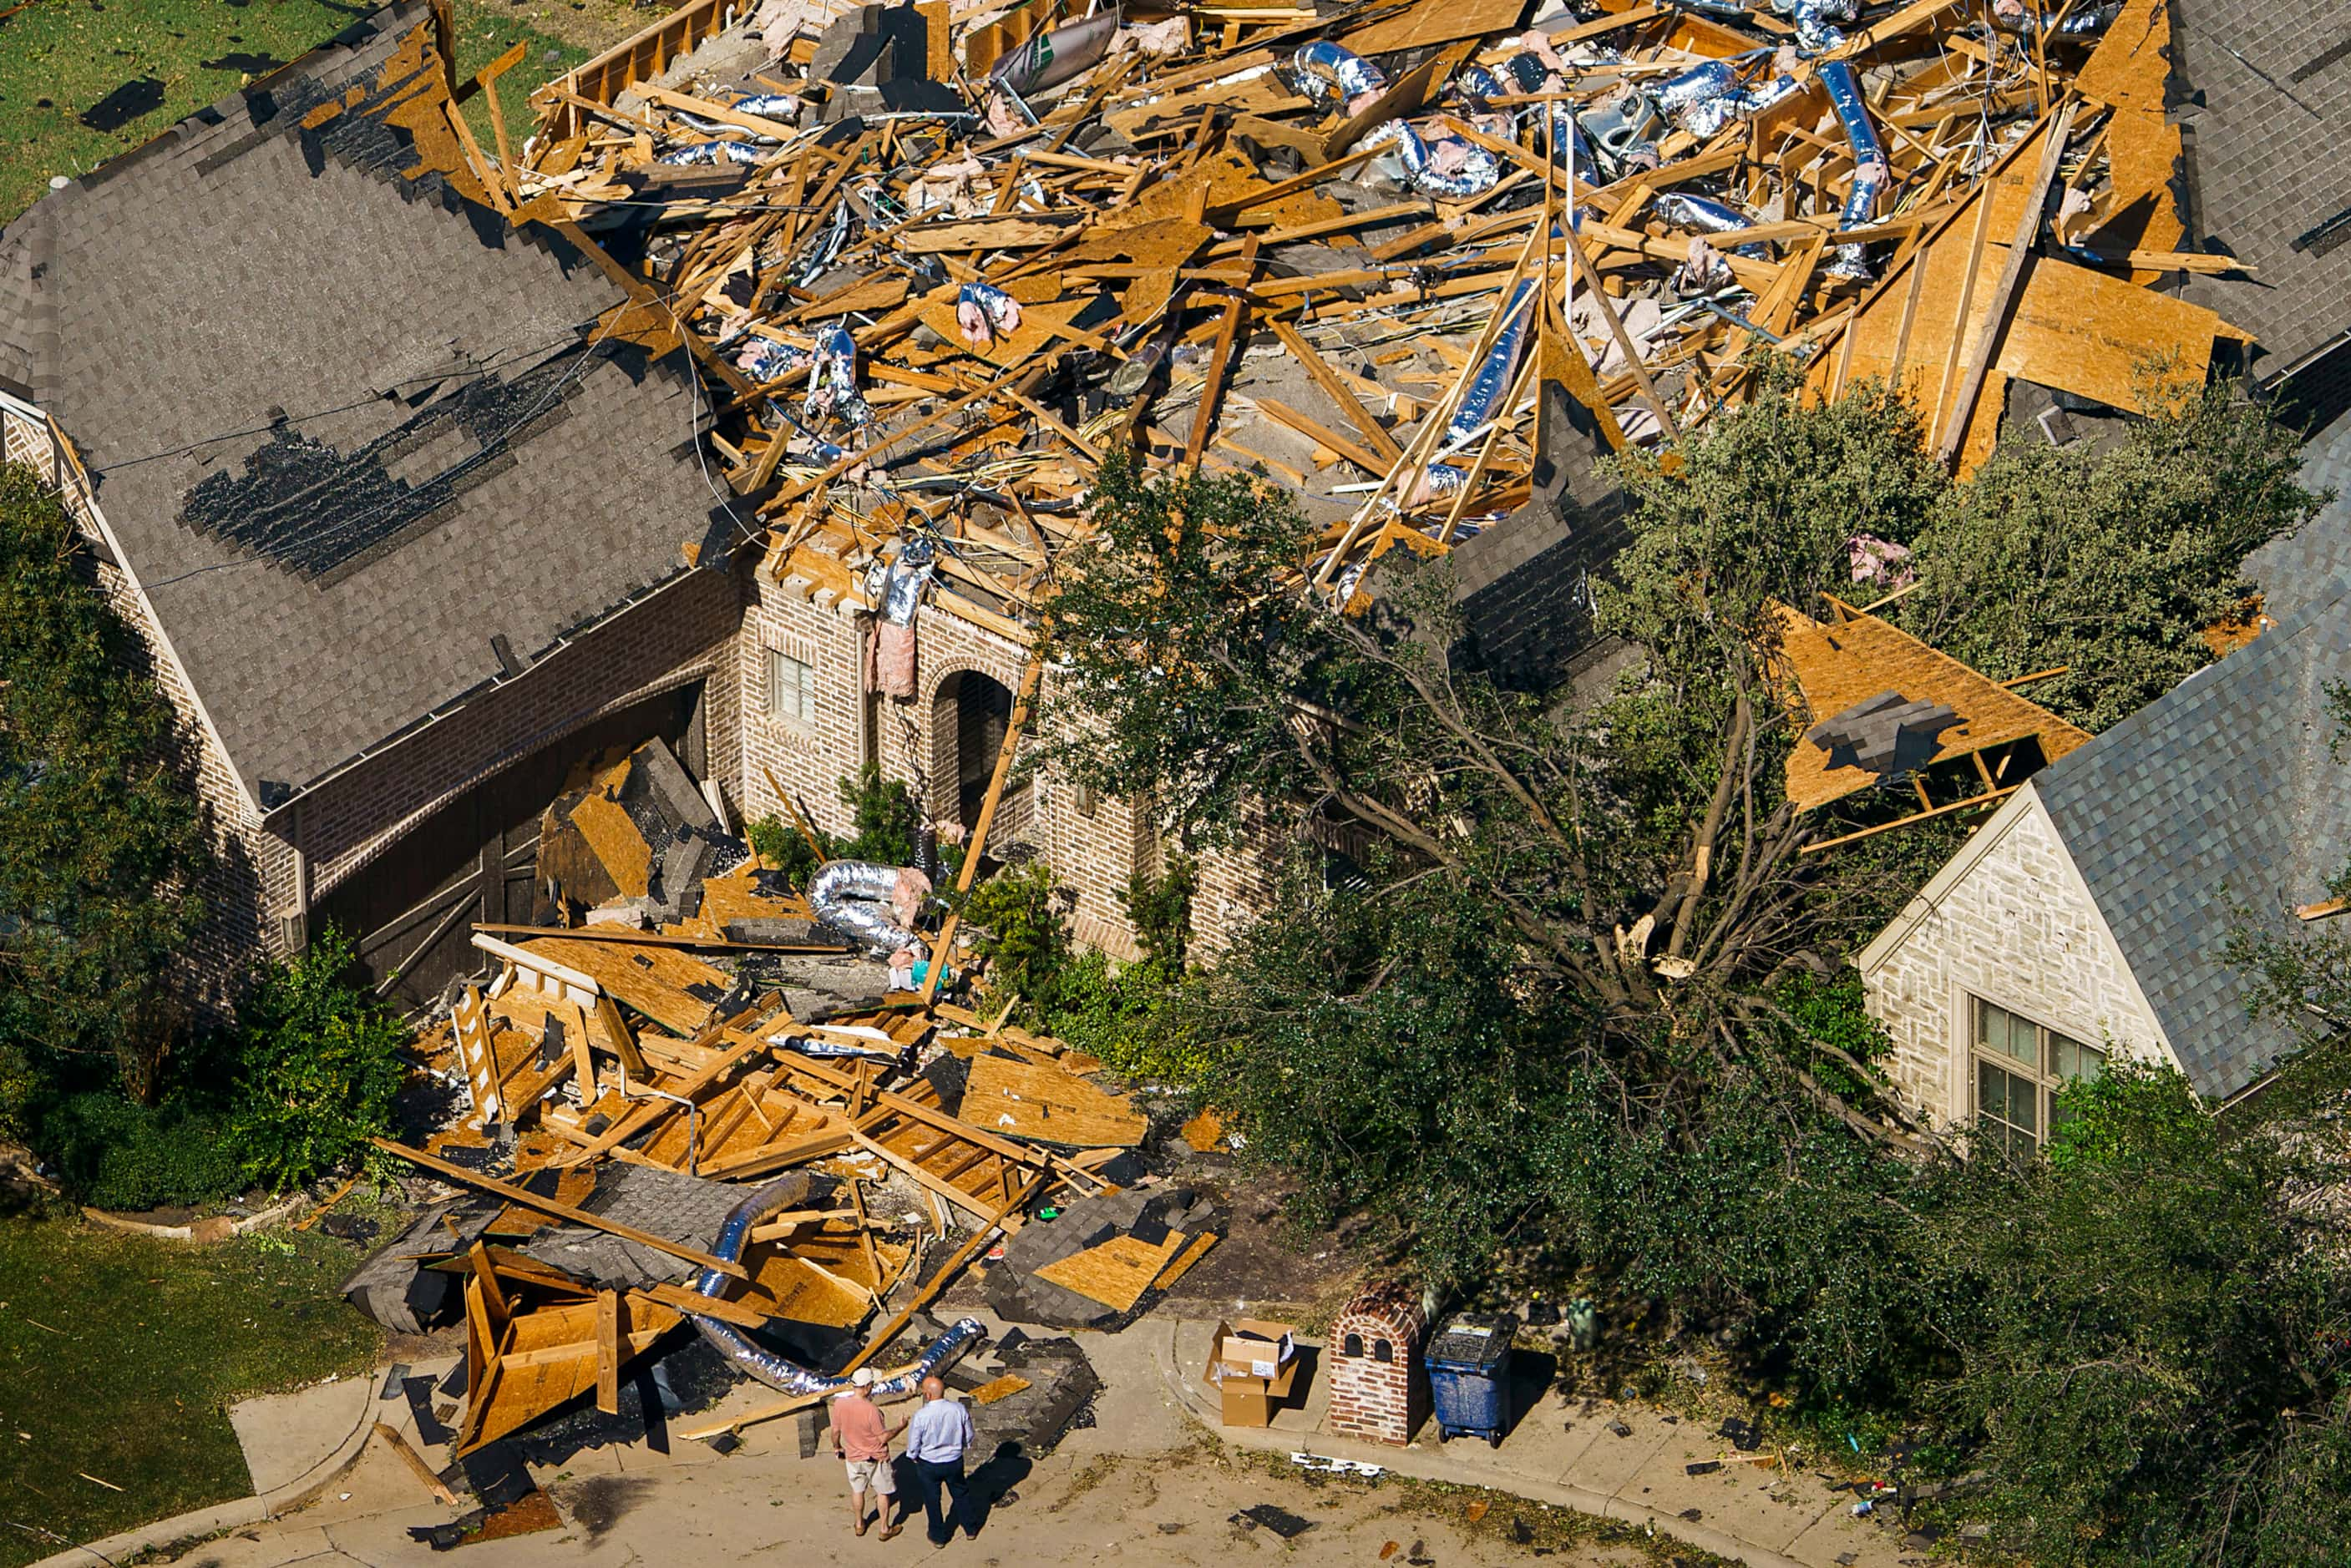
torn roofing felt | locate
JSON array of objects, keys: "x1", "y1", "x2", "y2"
[
  {"x1": 2034, "y1": 572, "x2": 2351, "y2": 1099},
  {"x1": 0, "y1": 1, "x2": 737, "y2": 811},
  {"x1": 2169, "y1": 0, "x2": 2351, "y2": 384}
]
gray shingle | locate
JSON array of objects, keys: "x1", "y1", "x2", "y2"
[
  {"x1": 0, "y1": 3, "x2": 731, "y2": 807},
  {"x1": 2241, "y1": 404, "x2": 2351, "y2": 624},
  {"x1": 2037, "y1": 574, "x2": 2351, "y2": 1097},
  {"x1": 2171, "y1": 0, "x2": 2351, "y2": 382}
]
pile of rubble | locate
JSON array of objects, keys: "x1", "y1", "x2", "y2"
[
  {"x1": 360, "y1": 731, "x2": 1209, "y2": 1456},
  {"x1": 477, "y1": 0, "x2": 2234, "y2": 622}
]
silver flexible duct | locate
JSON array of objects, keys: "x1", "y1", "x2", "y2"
[
  {"x1": 1287, "y1": 41, "x2": 1390, "y2": 114},
  {"x1": 1362, "y1": 119, "x2": 1502, "y2": 199},
  {"x1": 806, "y1": 325, "x2": 870, "y2": 426},
  {"x1": 1776, "y1": 0, "x2": 1859, "y2": 53},
  {"x1": 1654, "y1": 192, "x2": 1771, "y2": 258},
  {"x1": 1991, "y1": 1, "x2": 2120, "y2": 39},
  {"x1": 1818, "y1": 61, "x2": 1886, "y2": 280},
  {"x1": 879, "y1": 536, "x2": 935, "y2": 625},
  {"x1": 659, "y1": 139, "x2": 767, "y2": 166},
  {"x1": 955, "y1": 282, "x2": 1025, "y2": 350},
  {"x1": 690, "y1": 1179, "x2": 986, "y2": 1397},
  {"x1": 809, "y1": 859, "x2": 930, "y2": 959},
  {"x1": 1421, "y1": 280, "x2": 1537, "y2": 495}
]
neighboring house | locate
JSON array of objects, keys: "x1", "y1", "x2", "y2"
[
  {"x1": 0, "y1": 7, "x2": 752, "y2": 1011},
  {"x1": 1858, "y1": 576, "x2": 2351, "y2": 1141}
]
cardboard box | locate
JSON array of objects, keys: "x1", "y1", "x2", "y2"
[{"x1": 1203, "y1": 1318, "x2": 1301, "y2": 1428}]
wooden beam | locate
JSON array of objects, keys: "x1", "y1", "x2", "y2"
[
  {"x1": 920, "y1": 655, "x2": 1046, "y2": 1004},
  {"x1": 1936, "y1": 101, "x2": 2076, "y2": 467},
  {"x1": 372, "y1": 1423, "x2": 460, "y2": 1506},
  {"x1": 371, "y1": 1138, "x2": 748, "y2": 1278},
  {"x1": 595, "y1": 1290, "x2": 622, "y2": 1415},
  {"x1": 1266, "y1": 317, "x2": 1403, "y2": 464},
  {"x1": 1798, "y1": 785, "x2": 2021, "y2": 854},
  {"x1": 840, "y1": 1171, "x2": 1049, "y2": 1375}
]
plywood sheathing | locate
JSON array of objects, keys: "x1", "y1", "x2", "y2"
[{"x1": 1772, "y1": 603, "x2": 2091, "y2": 812}]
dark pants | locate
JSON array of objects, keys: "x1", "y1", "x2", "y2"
[{"x1": 911, "y1": 1455, "x2": 969, "y2": 1542}]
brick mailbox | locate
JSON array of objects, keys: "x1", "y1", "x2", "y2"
[{"x1": 1326, "y1": 1281, "x2": 1427, "y2": 1444}]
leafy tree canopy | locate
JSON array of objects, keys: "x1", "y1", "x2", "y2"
[{"x1": 0, "y1": 463, "x2": 205, "y2": 1125}]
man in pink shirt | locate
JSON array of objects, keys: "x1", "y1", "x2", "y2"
[{"x1": 831, "y1": 1368, "x2": 905, "y2": 1540}]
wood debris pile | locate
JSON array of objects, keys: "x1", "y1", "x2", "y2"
[
  {"x1": 368, "y1": 721, "x2": 1200, "y2": 1454},
  {"x1": 462, "y1": 0, "x2": 2239, "y2": 617}
]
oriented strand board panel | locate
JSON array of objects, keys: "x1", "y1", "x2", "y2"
[
  {"x1": 963, "y1": 1052, "x2": 1148, "y2": 1146},
  {"x1": 1033, "y1": 1232, "x2": 1188, "y2": 1312},
  {"x1": 1773, "y1": 604, "x2": 2091, "y2": 811},
  {"x1": 517, "y1": 937, "x2": 727, "y2": 1037},
  {"x1": 1999, "y1": 255, "x2": 2218, "y2": 413},
  {"x1": 2075, "y1": 0, "x2": 2168, "y2": 111},
  {"x1": 738, "y1": 1252, "x2": 871, "y2": 1328},
  {"x1": 1341, "y1": 0, "x2": 1530, "y2": 56}
]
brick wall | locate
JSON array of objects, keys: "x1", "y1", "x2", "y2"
[
  {"x1": 737, "y1": 570, "x2": 1189, "y2": 958},
  {"x1": 1857, "y1": 786, "x2": 2177, "y2": 1126},
  {"x1": 13, "y1": 397, "x2": 742, "y2": 1009}
]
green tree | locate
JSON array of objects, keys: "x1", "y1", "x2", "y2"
[
  {"x1": 956, "y1": 862, "x2": 1072, "y2": 1020},
  {"x1": 1899, "y1": 383, "x2": 2319, "y2": 732},
  {"x1": 0, "y1": 463, "x2": 206, "y2": 1126},
  {"x1": 227, "y1": 927, "x2": 408, "y2": 1191}
]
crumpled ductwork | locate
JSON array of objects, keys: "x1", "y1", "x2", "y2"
[
  {"x1": 1363, "y1": 118, "x2": 1502, "y2": 199},
  {"x1": 1418, "y1": 280, "x2": 1537, "y2": 497},
  {"x1": 805, "y1": 325, "x2": 869, "y2": 425},
  {"x1": 1654, "y1": 192, "x2": 1770, "y2": 259},
  {"x1": 1286, "y1": 40, "x2": 1390, "y2": 115},
  {"x1": 809, "y1": 859, "x2": 930, "y2": 959},
  {"x1": 689, "y1": 1180, "x2": 985, "y2": 1396},
  {"x1": 1775, "y1": 0, "x2": 1860, "y2": 53},
  {"x1": 1654, "y1": 59, "x2": 1805, "y2": 139},
  {"x1": 659, "y1": 139, "x2": 767, "y2": 166},
  {"x1": 1818, "y1": 61, "x2": 1887, "y2": 280}
]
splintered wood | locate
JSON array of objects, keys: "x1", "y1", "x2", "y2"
[{"x1": 483, "y1": 0, "x2": 2237, "y2": 656}]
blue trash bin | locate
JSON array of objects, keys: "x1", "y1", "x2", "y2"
[{"x1": 1424, "y1": 1314, "x2": 1514, "y2": 1447}]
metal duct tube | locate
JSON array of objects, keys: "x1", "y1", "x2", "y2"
[
  {"x1": 1653, "y1": 192, "x2": 1771, "y2": 258},
  {"x1": 1362, "y1": 119, "x2": 1501, "y2": 199},
  {"x1": 1656, "y1": 60, "x2": 1739, "y2": 130},
  {"x1": 659, "y1": 139, "x2": 767, "y2": 166},
  {"x1": 690, "y1": 1180, "x2": 985, "y2": 1397},
  {"x1": 1447, "y1": 281, "x2": 1537, "y2": 447},
  {"x1": 1450, "y1": 63, "x2": 1507, "y2": 106},
  {"x1": 989, "y1": 9, "x2": 1122, "y2": 96},
  {"x1": 955, "y1": 281, "x2": 1024, "y2": 350},
  {"x1": 1991, "y1": 0, "x2": 2120, "y2": 38},
  {"x1": 1778, "y1": 0, "x2": 1858, "y2": 53},
  {"x1": 1288, "y1": 41, "x2": 1390, "y2": 114},
  {"x1": 1818, "y1": 61, "x2": 1887, "y2": 281},
  {"x1": 879, "y1": 535, "x2": 935, "y2": 625},
  {"x1": 809, "y1": 859, "x2": 930, "y2": 959},
  {"x1": 804, "y1": 324, "x2": 870, "y2": 424}
]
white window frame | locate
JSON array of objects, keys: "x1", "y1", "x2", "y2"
[{"x1": 766, "y1": 645, "x2": 817, "y2": 728}]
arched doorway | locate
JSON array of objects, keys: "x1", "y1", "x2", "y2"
[{"x1": 935, "y1": 668, "x2": 1015, "y2": 832}]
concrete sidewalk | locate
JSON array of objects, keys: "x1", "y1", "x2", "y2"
[{"x1": 1148, "y1": 1318, "x2": 1923, "y2": 1568}]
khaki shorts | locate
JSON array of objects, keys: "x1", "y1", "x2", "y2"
[{"x1": 844, "y1": 1457, "x2": 896, "y2": 1495}]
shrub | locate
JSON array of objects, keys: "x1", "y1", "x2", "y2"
[
  {"x1": 1117, "y1": 854, "x2": 1196, "y2": 973},
  {"x1": 227, "y1": 928, "x2": 408, "y2": 1191},
  {"x1": 44, "y1": 1093, "x2": 241, "y2": 1211},
  {"x1": 956, "y1": 862, "x2": 1072, "y2": 1020},
  {"x1": 838, "y1": 762, "x2": 921, "y2": 866}
]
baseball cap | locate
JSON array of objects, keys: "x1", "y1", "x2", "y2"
[{"x1": 851, "y1": 1368, "x2": 877, "y2": 1388}]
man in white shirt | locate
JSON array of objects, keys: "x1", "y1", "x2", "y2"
[{"x1": 901, "y1": 1376, "x2": 975, "y2": 1545}]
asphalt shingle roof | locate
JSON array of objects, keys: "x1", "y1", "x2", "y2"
[
  {"x1": 2241, "y1": 404, "x2": 2351, "y2": 625},
  {"x1": 2036, "y1": 576, "x2": 2351, "y2": 1097},
  {"x1": 0, "y1": 4, "x2": 737, "y2": 807},
  {"x1": 2171, "y1": 0, "x2": 2351, "y2": 383}
]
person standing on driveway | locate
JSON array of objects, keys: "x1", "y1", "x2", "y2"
[
  {"x1": 831, "y1": 1368, "x2": 904, "y2": 1540},
  {"x1": 903, "y1": 1375, "x2": 975, "y2": 1546}
]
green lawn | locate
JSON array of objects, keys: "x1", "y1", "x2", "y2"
[
  {"x1": 0, "y1": 1210, "x2": 385, "y2": 1568},
  {"x1": 0, "y1": 0, "x2": 654, "y2": 225}
]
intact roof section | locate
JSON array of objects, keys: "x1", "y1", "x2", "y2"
[
  {"x1": 2170, "y1": 0, "x2": 2351, "y2": 382},
  {"x1": 2242, "y1": 404, "x2": 2351, "y2": 625},
  {"x1": 2035, "y1": 576, "x2": 2351, "y2": 1097},
  {"x1": 3, "y1": 3, "x2": 734, "y2": 808}
]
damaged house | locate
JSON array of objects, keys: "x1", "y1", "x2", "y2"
[{"x1": 0, "y1": 3, "x2": 1231, "y2": 1009}]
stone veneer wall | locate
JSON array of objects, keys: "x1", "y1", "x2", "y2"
[{"x1": 1858, "y1": 785, "x2": 2176, "y2": 1127}]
